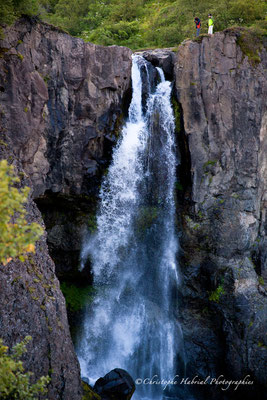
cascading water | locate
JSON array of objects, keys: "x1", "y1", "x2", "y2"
[{"x1": 77, "y1": 55, "x2": 184, "y2": 399}]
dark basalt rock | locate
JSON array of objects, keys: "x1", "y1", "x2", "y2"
[
  {"x1": 175, "y1": 31, "x2": 267, "y2": 398},
  {"x1": 93, "y1": 369, "x2": 135, "y2": 400},
  {"x1": 0, "y1": 17, "x2": 132, "y2": 277},
  {"x1": 136, "y1": 49, "x2": 176, "y2": 81},
  {"x1": 0, "y1": 18, "x2": 132, "y2": 199}
]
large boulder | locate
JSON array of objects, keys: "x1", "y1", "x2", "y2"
[
  {"x1": 93, "y1": 369, "x2": 135, "y2": 400},
  {"x1": 136, "y1": 48, "x2": 176, "y2": 80}
]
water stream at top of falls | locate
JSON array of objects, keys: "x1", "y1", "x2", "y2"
[{"x1": 77, "y1": 55, "x2": 185, "y2": 400}]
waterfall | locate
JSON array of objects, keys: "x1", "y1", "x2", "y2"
[{"x1": 78, "y1": 55, "x2": 184, "y2": 399}]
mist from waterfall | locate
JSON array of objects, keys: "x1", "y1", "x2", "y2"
[{"x1": 77, "y1": 55, "x2": 184, "y2": 400}]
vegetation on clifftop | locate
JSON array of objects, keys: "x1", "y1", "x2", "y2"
[{"x1": 0, "y1": 0, "x2": 266, "y2": 49}]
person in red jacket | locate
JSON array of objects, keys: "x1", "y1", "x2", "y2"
[{"x1": 194, "y1": 17, "x2": 201, "y2": 37}]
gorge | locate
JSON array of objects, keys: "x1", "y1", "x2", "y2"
[{"x1": 0, "y1": 17, "x2": 266, "y2": 400}]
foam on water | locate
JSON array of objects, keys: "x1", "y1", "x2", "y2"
[{"x1": 77, "y1": 55, "x2": 184, "y2": 399}]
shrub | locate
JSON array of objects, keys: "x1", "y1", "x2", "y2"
[
  {"x1": 0, "y1": 0, "x2": 39, "y2": 25},
  {"x1": 0, "y1": 336, "x2": 50, "y2": 400},
  {"x1": 0, "y1": 160, "x2": 43, "y2": 265}
]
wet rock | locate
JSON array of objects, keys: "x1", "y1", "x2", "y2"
[
  {"x1": 136, "y1": 48, "x2": 176, "y2": 80},
  {"x1": 93, "y1": 368, "x2": 135, "y2": 400}
]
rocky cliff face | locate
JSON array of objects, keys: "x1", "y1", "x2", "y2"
[
  {"x1": 0, "y1": 17, "x2": 132, "y2": 198},
  {"x1": 174, "y1": 29, "x2": 267, "y2": 398},
  {"x1": 0, "y1": 147, "x2": 82, "y2": 400},
  {"x1": 0, "y1": 17, "x2": 132, "y2": 277},
  {"x1": 0, "y1": 17, "x2": 132, "y2": 399}
]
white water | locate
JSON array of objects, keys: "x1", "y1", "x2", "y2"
[{"x1": 78, "y1": 55, "x2": 184, "y2": 399}]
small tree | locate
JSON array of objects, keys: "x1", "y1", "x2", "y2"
[
  {"x1": 0, "y1": 336, "x2": 50, "y2": 399},
  {"x1": 0, "y1": 160, "x2": 43, "y2": 265}
]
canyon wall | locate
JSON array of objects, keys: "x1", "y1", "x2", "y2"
[
  {"x1": 0, "y1": 17, "x2": 132, "y2": 277},
  {"x1": 0, "y1": 145, "x2": 83, "y2": 400},
  {"x1": 174, "y1": 29, "x2": 267, "y2": 397},
  {"x1": 0, "y1": 17, "x2": 132, "y2": 198},
  {"x1": 0, "y1": 17, "x2": 132, "y2": 399}
]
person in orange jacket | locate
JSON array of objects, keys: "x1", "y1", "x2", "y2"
[{"x1": 194, "y1": 17, "x2": 201, "y2": 37}]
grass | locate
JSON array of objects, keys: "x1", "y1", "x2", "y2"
[{"x1": 229, "y1": 27, "x2": 264, "y2": 66}]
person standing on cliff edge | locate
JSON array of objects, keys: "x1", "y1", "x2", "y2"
[
  {"x1": 194, "y1": 17, "x2": 201, "y2": 37},
  {"x1": 208, "y1": 14, "x2": 214, "y2": 35}
]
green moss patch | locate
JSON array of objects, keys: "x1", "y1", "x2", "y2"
[
  {"x1": 203, "y1": 160, "x2": 217, "y2": 169},
  {"x1": 258, "y1": 276, "x2": 265, "y2": 286},
  {"x1": 175, "y1": 182, "x2": 183, "y2": 191},
  {"x1": 87, "y1": 214, "x2": 97, "y2": 233},
  {"x1": 82, "y1": 381, "x2": 101, "y2": 400},
  {"x1": 171, "y1": 96, "x2": 181, "y2": 132},
  {"x1": 0, "y1": 47, "x2": 9, "y2": 58},
  {"x1": 17, "y1": 52, "x2": 24, "y2": 61},
  {"x1": 60, "y1": 282, "x2": 95, "y2": 312},
  {"x1": 209, "y1": 284, "x2": 225, "y2": 303}
]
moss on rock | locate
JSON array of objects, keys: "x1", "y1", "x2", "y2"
[
  {"x1": 224, "y1": 27, "x2": 264, "y2": 66},
  {"x1": 171, "y1": 96, "x2": 181, "y2": 132},
  {"x1": 60, "y1": 282, "x2": 95, "y2": 313},
  {"x1": 82, "y1": 381, "x2": 101, "y2": 400}
]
